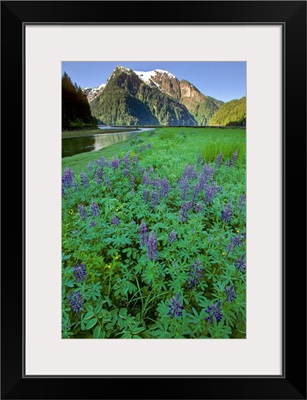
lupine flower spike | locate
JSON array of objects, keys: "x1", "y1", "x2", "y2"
[
  {"x1": 68, "y1": 291, "x2": 83, "y2": 314},
  {"x1": 167, "y1": 293, "x2": 183, "y2": 318},
  {"x1": 205, "y1": 301, "x2": 223, "y2": 324}
]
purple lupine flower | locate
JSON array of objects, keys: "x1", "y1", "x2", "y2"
[
  {"x1": 201, "y1": 164, "x2": 215, "y2": 184},
  {"x1": 192, "y1": 181, "x2": 201, "y2": 203},
  {"x1": 96, "y1": 167, "x2": 103, "y2": 184},
  {"x1": 143, "y1": 171, "x2": 151, "y2": 185},
  {"x1": 139, "y1": 221, "x2": 148, "y2": 246},
  {"x1": 151, "y1": 191, "x2": 159, "y2": 208},
  {"x1": 168, "y1": 230, "x2": 177, "y2": 243},
  {"x1": 80, "y1": 171, "x2": 89, "y2": 188},
  {"x1": 232, "y1": 149, "x2": 239, "y2": 165},
  {"x1": 101, "y1": 156, "x2": 108, "y2": 166},
  {"x1": 110, "y1": 155, "x2": 119, "y2": 169},
  {"x1": 205, "y1": 300, "x2": 223, "y2": 324},
  {"x1": 72, "y1": 181, "x2": 79, "y2": 192},
  {"x1": 87, "y1": 161, "x2": 93, "y2": 172},
  {"x1": 147, "y1": 231, "x2": 157, "y2": 261},
  {"x1": 62, "y1": 167, "x2": 74, "y2": 189},
  {"x1": 197, "y1": 153, "x2": 203, "y2": 165},
  {"x1": 226, "y1": 234, "x2": 244, "y2": 254},
  {"x1": 188, "y1": 259, "x2": 203, "y2": 289},
  {"x1": 215, "y1": 152, "x2": 223, "y2": 167},
  {"x1": 90, "y1": 201, "x2": 99, "y2": 217},
  {"x1": 133, "y1": 155, "x2": 138, "y2": 164},
  {"x1": 73, "y1": 263, "x2": 87, "y2": 282},
  {"x1": 160, "y1": 178, "x2": 170, "y2": 198},
  {"x1": 147, "y1": 143, "x2": 152, "y2": 149},
  {"x1": 143, "y1": 190, "x2": 150, "y2": 203},
  {"x1": 221, "y1": 203, "x2": 232, "y2": 223},
  {"x1": 237, "y1": 194, "x2": 246, "y2": 211},
  {"x1": 149, "y1": 166, "x2": 154, "y2": 174},
  {"x1": 152, "y1": 178, "x2": 161, "y2": 188},
  {"x1": 104, "y1": 176, "x2": 111, "y2": 190},
  {"x1": 182, "y1": 164, "x2": 197, "y2": 181},
  {"x1": 167, "y1": 293, "x2": 183, "y2": 318},
  {"x1": 226, "y1": 238, "x2": 235, "y2": 254},
  {"x1": 121, "y1": 154, "x2": 130, "y2": 169},
  {"x1": 78, "y1": 204, "x2": 87, "y2": 220},
  {"x1": 95, "y1": 159, "x2": 102, "y2": 166},
  {"x1": 217, "y1": 185, "x2": 223, "y2": 193},
  {"x1": 194, "y1": 203, "x2": 203, "y2": 213},
  {"x1": 233, "y1": 234, "x2": 243, "y2": 247},
  {"x1": 123, "y1": 168, "x2": 129, "y2": 177},
  {"x1": 141, "y1": 166, "x2": 146, "y2": 174},
  {"x1": 179, "y1": 201, "x2": 192, "y2": 222},
  {"x1": 204, "y1": 183, "x2": 216, "y2": 205},
  {"x1": 111, "y1": 213, "x2": 120, "y2": 226},
  {"x1": 180, "y1": 178, "x2": 189, "y2": 200},
  {"x1": 198, "y1": 174, "x2": 207, "y2": 191},
  {"x1": 89, "y1": 220, "x2": 97, "y2": 227},
  {"x1": 225, "y1": 285, "x2": 236, "y2": 302},
  {"x1": 225, "y1": 160, "x2": 231, "y2": 167},
  {"x1": 235, "y1": 255, "x2": 246, "y2": 272},
  {"x1": 68, "y1": 291, "x2": 83, "y2": 314}
]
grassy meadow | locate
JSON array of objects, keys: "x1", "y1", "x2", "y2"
[{"x1": 62, "y1": 127, "x2": 246, "y2": 339}]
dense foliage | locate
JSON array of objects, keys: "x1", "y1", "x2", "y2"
[
  {"x1": 186, "y1": 98, "x2": 221, "y2": 126},
  {"x1": 209, "y1": 97, "x2": 246, "y2": 127},
  {"x1": 62, "y1": 72, "x2": 97, "y2": 130},
  {"x1": 62, "y1": 128, "x2": 246, "y2": 339}
]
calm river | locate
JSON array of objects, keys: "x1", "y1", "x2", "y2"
[{"x1": 62, "y1": 127, "x2": 152, "y2": 158}]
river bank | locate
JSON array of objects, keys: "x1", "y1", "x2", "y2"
[{"x1": 62, "y1": 127, "x2": 139, "y2": 139}]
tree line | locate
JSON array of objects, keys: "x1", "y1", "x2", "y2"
[{"x1": 62, "y1": 72, "x2": 97, "y2": 130}]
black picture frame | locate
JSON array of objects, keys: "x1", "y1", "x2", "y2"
[{"x1": 1, "y1": 1, "x2": 306, "y2": 399}]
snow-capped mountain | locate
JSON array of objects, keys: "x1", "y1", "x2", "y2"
[
  {"x1": 85, "y1": 66, "x2": 224, "y2": 126},
  {"x1": 82, "y1": 83, "x2": 106, "y2": 103}
]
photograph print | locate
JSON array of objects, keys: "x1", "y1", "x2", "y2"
[{"x1": 61, "y1": 61, "x2": 246, "y2": 339}]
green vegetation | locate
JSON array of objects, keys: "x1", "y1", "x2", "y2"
[
  {"x1": 62, "y1": 127, "x2": 246, "y2": 338},
  {"x1": 190, "y1": 99, "x2": 221, "y2": 126},
  {"x1": 63, "y1": 128, "x2": 245, "y2": 174},
  {"x1": 209, "y1": 97, "x2": 246, "y2": 127},
  {"x1": 62, "y1": 72, "x2": 97, "y2": 130}
]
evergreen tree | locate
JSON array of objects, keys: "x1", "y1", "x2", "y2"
[{"x1": 62, "y1": 72, "x2": 97, "y2": 130}]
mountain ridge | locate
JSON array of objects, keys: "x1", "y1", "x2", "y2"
[{"x1": 82, "y1": 66, "x2": 245, "y2": 126}]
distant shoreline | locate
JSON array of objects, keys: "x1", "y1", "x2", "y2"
[{"x1": 62, "y1": 128, "x2": 139, "y2": 139}]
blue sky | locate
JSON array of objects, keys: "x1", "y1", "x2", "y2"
[{"x1": 62, "y1": 62, "x2": 246, "y2": 102}]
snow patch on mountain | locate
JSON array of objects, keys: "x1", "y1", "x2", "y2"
[
  {"x1": 135, "y1": 70, "x2": 158, "y2": 85},
  {"x1": 155, "y1": 69, "x2": 176, "y2": 79},
  {"x1": 135, "y1": 69, "x2": 176, "y2": 89}
]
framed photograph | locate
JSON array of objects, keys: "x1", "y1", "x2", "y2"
[{"x1": 1, "y1": 1, "x2": 306, "y2": 399}]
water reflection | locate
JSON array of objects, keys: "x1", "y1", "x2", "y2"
[{"x1": 62, "y1": 132, "x2": 133, "y2": 158}]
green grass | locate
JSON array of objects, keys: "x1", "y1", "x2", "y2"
[{"x1": 62, "y1": 127, "x2": 246, "y2": 176}]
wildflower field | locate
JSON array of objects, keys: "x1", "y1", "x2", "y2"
[{"x1": 62, "y1": 127, "x2": 246, "y2": 339}]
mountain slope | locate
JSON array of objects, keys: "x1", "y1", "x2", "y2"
[
  {"x1": 209, "y1": 97, "x2": 246, "y2": 126},
  {"x1": 135, "y1": 70, "x2": 223, "y2": 125},
  {"x1": 90, "y1": 67, "x2": 197, "y2": 126}
]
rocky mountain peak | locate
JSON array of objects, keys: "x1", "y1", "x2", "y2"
[{"x1": 84, "y1": 66, "x2": 225, "y2": 126}]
